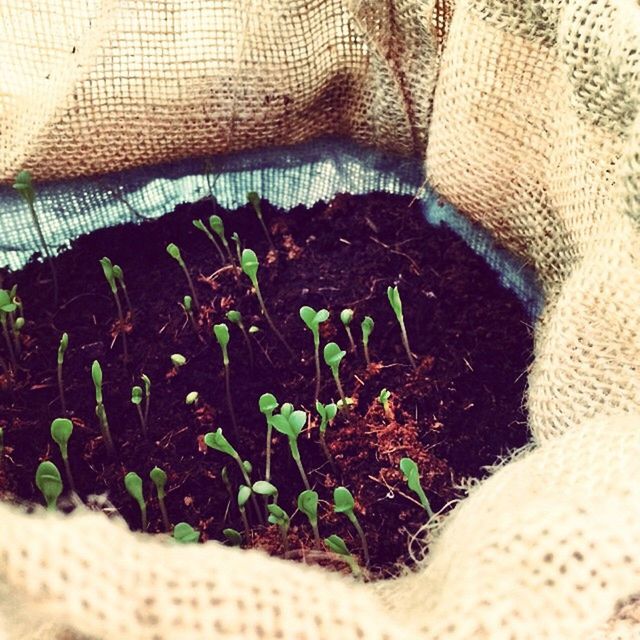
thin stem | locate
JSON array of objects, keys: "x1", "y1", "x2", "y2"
[
  {"x1": 239, "y1": 325, "x2": 255, "y2": 369},
  {"x1": 120, "y1": 283, "x2": 134, "y2": 318},
  {"x1": 291, "y1": 444, "x2": 311, "y2": 491},
  {"x1": 62, "y1": 456, "x2": 77, "y2": 494},
  {"x1": 313, "y1": 341, "x2": 321, "y2": 401},
  {"x1": 345, "y1": 326, "x2": 356, "y2": 352},
  {"x1": 279, "y1": 525, "x2": 289, "y2": 553},
  {"x1": 399, "y1": 319, "x2": 417, "y2": 370},
  {"x1": 265, "y1": 422, "x2": 273, "y2": 482},
  {"x1": 179, "y1": 263, "x2": 201, "y2": 310},
  {"x1": 333, "y1": 371, "x2": 347, "y2": 406},
  {"x1": 350, "y1": 515, "x2": 370, "y2": 567},
  {"x1": 1, "y1": 318, "x2": 17, "y2": 372},
  {"x1": 224, "y1": 364, "x2": 239, "y2": 436},
  {"x1": 140, "y1": 505, "x2": 148, "y2": 532},
  {"x1": 319, "y1": 431, "x2": 338, "y2": 474},
  {"x1": 205, "y1": 230, "x2": 226, "y2": 263},
  {"x1": 111, "y1": 290, "x2": 129, "y2": 363},
  {"x1": 27, "y1": 201, "x2": 59, "y2": 305},
  {"x1": 144, "y1": 393, "x2": 150, "y2": 430},
  {"x1": 256, "y1": 215, "x2": 275, "y2": 252},
  {"x1": 310, "y1": 521, "x2": 321, "y2": 549},
  {"x1": 97, "y1": 404, "x2": 116, "y2": 456},
  {"x1": 57, "y1": 363, "x2": 67, "y2": 415},
  {"x1": 363, "y1": 343, "x2": 371, "y2": 366},
  {"x1": 135, "y1": 404, "x2": 147, "y2": 434},
  {"x1": 158, "y1": 496, "x2": 171, "y2": 532},
  {"x1": 236, "y1": 458, "x2": 263, "y2": 524},
  {"x1": 254, "y1": 284, "x2": 295, "y2": 358},
  {"x1": 9, "y1": 314, "x2": 21, "y2": 356},
  {"x1": 239, "y1": 505, "x2": 251, "y2": 542}
]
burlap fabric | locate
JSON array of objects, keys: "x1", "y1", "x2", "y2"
[{"x1": 1, "y1": 0, "x2": 640, "y2": 638}]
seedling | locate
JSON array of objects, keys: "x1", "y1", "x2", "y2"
[
  {"x1": 297, "y1": 489, "x2": 321, "y2": 548},
  {"x1": 387, "y1": 286, "x2": 416, "y2": 369},
  {"x1": 378, "y1": 388, "x2": 393, "y2": 419},
  {"x1": 220, "y1": 465, "x2": 235, "y2": 516},
  {"x1": 150, "y1": 466, "x2": 171, "y2": 532},
  {"x1": 99, "y1": 257, "x2": 129, "y2": 362},
  {"x1": 92, "y1": 360, "x2": 115, "y2": 455},
  {"x1": 299, "y1": 306, "x2": 330, "y2": 400},
  {"x1": 361, "y1": 316, "x2": 374, "y2": 365},
  {"x1": 333, "y1": 486, "x2": 370, "y2": 566},
  {"x1": 171, "y1": 353, "x2": 187, "y2": 368},
  {"x1": 324, "y1": 535, "x2": 361, "y2": 577},
  {"x1": 180, "y1": 295, "x2": 201, "y2": 337},
  {"x1": 340, "y1": 308, "x2": 356, "y2": 352},
  {"x1": 267, "y1": 504, "x2": 290, "y2": 551},
  {"x1": 240, "y1": 248, "x2": 294, "y2": 357},
  {"x1": 185, "y1": 391, "x2": 199, "y2": 405},
  {"x1": 112, "y1": 264, "x2": 133, "y2": 316},
  {"x1": 35, "y1": 461, "x2": 63, "y2": 511},
  {"x1": 237, "y1": 484, "x2": 252, "y2": 539},
  {"x1": 50, "y1": 418, "x2": 76, "y2": 493},
  {"x1": 131, "y1": 386, "x2": 147, "y2": 434},
  {"x1": 214, "y1": 323, "x2": 238, "y2": 435},
  {"x1": 192, "y1": 218, "x2": 226, "y2": 263},
  {"x1": 247, "y1": 191, "x2": 276, "y2": 251},
  {"x1": 231, "y1": 232, "x2": 242, "y2": 267},
  {"x1": 166, "y1": 243, "x2": 201, "y2": 310},
  {"x1": 270, "y1": 406, "x2": 310, "y2": 490},
  {"x1": 0, "y1": 290, "x2": 17, "y2": 372},
  {"x1": 57, "y1": 332, "x2": 69, "y2": 414},
  {"x1": 258, "y1": 392, "x2": 278, "y2": 481},
  {"x1": 323, "y1": 342, "x2": 347, "y2": 406},
  {"x1": 315, "y1": 401, "x2": 338, "y2": 468},
  {"x1": 124, "y1": 471, "x2": 148, "y2": 531},
  {"x1": 227, "y1": 310, "x2": 254, "y2": 368},
  {"x1": 208, "y1": 215, "x2": 234, "y2": 264},
  {"x1": 252, "y1": 480, "x2": 278, "y2": 504},
  {"x1": 173, "y1": 522, "x2": 200, "y2": 543},
  {"x1": 400, "y1": 457, "x2": 433, "y2": 517},
  {"x1": 141, "y1": 374, "x2": 151, "y2": 427},
  {"x1": 222, "y1": 528, "x2": 242, "y2": 546},
  {"x1": 13, "y1": 171, "x2": 59, "y2": 303}
]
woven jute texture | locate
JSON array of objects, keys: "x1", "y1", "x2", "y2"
[{"x1": 1, "y1": 0, "x2": 640, "y2": 638}]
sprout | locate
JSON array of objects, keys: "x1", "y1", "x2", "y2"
[
  {"x1": 166, "y1": 243, "x2": 201, "y2": 310},
  {"x1": 248, "y1": 325, "x2": 259, "y2": 334},
  {"x1": 258, "y1": 392, "x2": 278, "y2": 481},
  {"x1": 0, "y1": 290, "x2": 17, "y2": 372},
  {"x1": 99, "y1": 257, "x2": 129, "y2": 362},
  {"x1": 171, "y1": 353, "x2": 187, "y2": 368},
  {"x1": 173, "y1": 522, "x2": 200, "y2": 543},
  {"x1": 267, "y1": 504, "x2": 290, "y2": 551},
  {"x1": 222, "y1": 528, "x2": 242, "y2": 546},
  {"x1": 124, "y1": 471, "x2": 148, "y2": 531},
  {"x1": 323, "y1": 342, "x2": 347, "y2": 406},
  {"x1": 333, "y1": 486, "x2": 370, "y2": 566},
  {"x1": 91, "y1": 359, "x2": 103, "y2": 405},
  {"x1": 227, "y1": 309, "x2": 254, "y2": 368},
  {"x1": 180, "y1": 294, "x2": 201, "y2": 338},
  {"x1": 299, "y1": 306, "x2": 329, "y2": 400},
  {"x1": 9, "y1": 288, "x2": 24, "y2": 356},
  {"x1": 185, "y1": 391, "x2": 199, "y2": 405},
  {"x1": 112, "y1": 264, "x2": 133, "y2": 316},
  {"x1": 35, "y1": 461, "x2": 63, "y2": 511},
  {"x1": 220, "y1": 464, "x2": 234, "y2": 509},
  {"x1": 50, "y1": 418, "x2": 76, "y2": 493},
  {"x1": 92, "y1": 360, "x2": 115, "y2": 455},
  {"x1": 231, "y1": 232, "x2": 242, "y2": 267},
  {"x1": 324, "y1": 535, "x2": 361, "y2": 577},
  {"x1": 192, "y1": 218, "x2": 226, "y2": 263},
  {"x1": 150, "y1": 466, "x2": 170, "y2": 532},
  {"x1": 387, "y1": 286, "x2": 416, "y2": 369},
  {"x1": 252, "y1": 480, "x2": 278, "y2": 504},
  {"x1": 13, "y1": 171, "x2": 59, "y2": 303},
  {"x1": 297, "y1": 489, "x2": 321, "y2": 548},
  {"x1": 361, "y1": 315, "x2": 375, "y2": 366},
  {"x1": 57, "y1": 332, "x2": 69, "y2": 414},
  {"x1": 340, "y1": 308, "x2": 356, "y2": 352},
  {"x1": 141, "y1": 374, "x2": 151, "y2": 425},
  {"x1": 378, "y1": 388, "x2": 392, "y2": 419},
  {"x1": 315, "y1": 400, "x2": 338, "y2": 468},
  {"x1": 208, "y1": 215, "x2": 234, "y2": 265},
  {"x1": 400, "y1": 457, "x2": 433, "y2": 517},
  {"x1": 237, "y1": 484, "x2": 252, "y2": 539},
  {"x1": 214, "y1": 323, "x2": 238, "y2": 435},
  {"x1": 247, "y1": 191, "x2": 276, "y2": 251},
  {"x1": 270, "y1": 406, "x2": 310, "y2": 490},
  {"x1": 241, "y1": 248, "x2": 294, "y2": 357},
  {"x1": 131, "y1": 386, "x2": 147, "y2": 433}
]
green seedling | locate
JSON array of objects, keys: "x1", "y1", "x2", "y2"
[
  {"x1": 378, "y1": 388, "x2": 393, "y2": 419},
  {"x1": 166, "y1": 243, "x2": 201, "y2": 310},
  {"x1": 340, "y1": 308, "x2": 356, "y2": 352},
  {"x1": 185, "y1": 391, "x2": 199, "y2": 405},
  {"x1": 171, "y1": 353, "x2": 187, "y2": 368},
  {"x1": 141, "y1": 374, "x2": 151, "y2": 427},
  {"x1": 12, "y1": 317, "x2": 24, "y2": 356},
  {"x1": 35, "y1": 461, "x2": 63, "y2": 511},
  {"x1": 192, "y1": 218, "x2": 226, "y2": 263},
  {"x1": 112, "y1": 265, "x2": 133, "y2": 316},
  {"x1": 297, "y1": 489, "x2": 321, "y2": 548},
  {"x1": 324, "y1": 535, "x2": 362, "y2": 577},
  {"x1": 237, "y1": 484, "x2": 252, "y2": 539},
  {"x1": 99, "y1": 257, "x2": 129, "y2": 362},
  {"x1": 220, "y1": 465, "x2": 235, "y2": 518},
  {"x1": 208, "y1": 215, "x2": 234, "y2": 264},
  {"x1": 173, "y1": 522, "x2": 200, "y2": 543},
  {"x1": 323, "y1": 342, "x2": 347, "y2": 406},
  {"x1": 222, "y1": 528, "x2": 242, "y2": 546},
  {"x1": 57, "y1": 332, "x2": 69, "y2": 414},
  {"x1": 270, "y1": 406, "x2": 310, "y2": 490},
  {"x1": 231, "y1": 232, "x2": 242, "y2": 267},
  {"x1": 150, "y1": 466, "x2": 170, "y2": 532},
  {"x1": 180, "y1": 295, "x2": 201, "y2": 338},
  {"x1": 258, "y1": 393, "x2": 278, "y2": 481},
  {"x1": 13, "y1": 171, "x2": 58, "y2": 303},
  {"x1": 387, "y1": 286, "x2": 416, "y2": 370},
  {"x1": 247, "y1": 191, "x2": 276, "y2": 251},
  {"x1": 300, "y1": 306, "x2": 330, "y2": 400},
  {"x1": 0, "y1": 290, "x2": 18, "y2": 372},
  {"x1": 92, "y1": 360, "x2": 115, "y2": 455},
  {"x1": 361, "y1": 316, "x2": 374, "y2": 366},
  {"x1": 267, "y1": 504, "x2": 290, "y2": 552},
  {"x1": 9, "y1": 288, "x2": 24, "y2": 356},
  {"x1": 400, "y1": 457, "x2": 433, "y2": 517},
  {"x1": 241, "y1": 248, "x2": 294, "y2": 357},
  {"x1": 252, "y1": 480, "x2": 278, "y2": 504},
  {"x1": 315, "y1": 400, "x2": 338, "y2": 468},
  {"x1": 333, "y1": 486, "x2": 370, "y2": 566},
  {"x1": 131, "y1": 386, "x2": 147, "y2": 434},
  {"x1": 214, "y1": 323, "x2": 238, "y2": 435},
  {"x1": 50, "y1": 418, "x2": 76, "y2": 493},
  {"x1": 227, "y1": 309, "x2": 254, "y2": 368},
  {"x1": 124, "y1": 471, "x2": 148, "y2": 531}
]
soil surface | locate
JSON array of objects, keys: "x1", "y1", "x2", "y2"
[{"x1": 0, "y1": 192, "x2": 532, "y2": 577}]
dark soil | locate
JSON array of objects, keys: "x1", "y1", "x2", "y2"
[{"x1": 0, "y1": 192, "x2": 532, "y2": 577}]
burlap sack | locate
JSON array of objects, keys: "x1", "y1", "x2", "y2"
[{"x1": 1, "y1": 0, "x2": 639, "y2": 638}]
